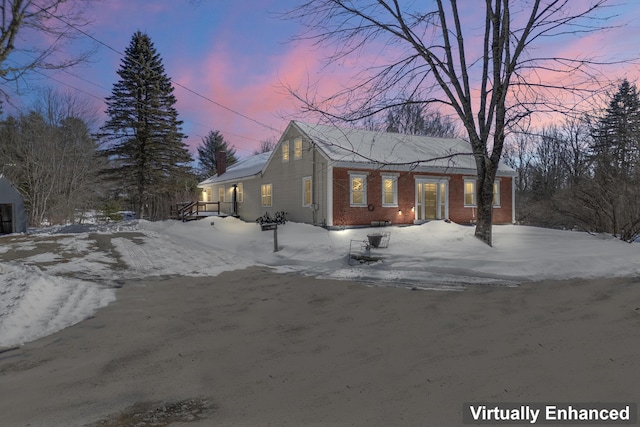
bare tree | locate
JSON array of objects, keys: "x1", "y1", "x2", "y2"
[
  {"x1": 253, "y1": 137, "x2": 277, "y2": 155},
  {"x1": 285, "y1": 0, "x2": 624, "y2": 246},
  {"x1": 383, "y1": 98, "x2": 459, "y2": 137},
  {"x1": 502, "y1": 132, "x2": 535, "y2": 222},
  {"x1": 0, "y1": 0, "x2": 93, "y2": 101},
  {"x1": 559, "y1": 117, "x2": 592, "y2": 188},
  {"x1": 0, "y1": 89, "x2": 101, "y2": 225}
]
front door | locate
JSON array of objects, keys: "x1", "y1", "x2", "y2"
[
  {"x1": 415, "y1": 180, "x2": 448, "y2": 222},
  {"x1": 423, "y1": 183, "x2": 437, "y2": 220}
]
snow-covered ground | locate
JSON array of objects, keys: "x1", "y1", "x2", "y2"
[{"x1": 2, "y1": 218, "x2": 640, "y2": 348}]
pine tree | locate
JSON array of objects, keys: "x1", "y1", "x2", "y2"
[
  {"x1": 587, "y1": 79, "x2": 640, "y2": 239},
  {"x1": 590, "y1": 79, "x2": 640, "y2": 180},
  {"x1": 99, "y1": 31, "x2": 192, "y2": 219},
  {"x1": 197, "y1": 130, "x2": 238, "y2": 177}
]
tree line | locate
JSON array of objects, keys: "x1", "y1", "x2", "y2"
[
  {"x1": 0, "y1": 30, "x2": 247, "y2": 226},
  {"x1": 504, "y1": 79, "x2": 640, "y2": 242},
  {"x1": 0, "y1": 90, "x2": 102, "y2": 226},
  {"x1": 0, "y1": 1, "x2": 632, "y2": 242},
  {"x1": 284, "y1": 0, "x2": 622, "y2": 246}
]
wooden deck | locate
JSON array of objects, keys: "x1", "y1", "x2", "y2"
[{"x1": 171, "y1": 201, "x2": 222, "y2": 221}]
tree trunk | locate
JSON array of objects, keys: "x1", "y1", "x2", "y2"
[
  {"x1": 475, "y1": 174, "x2": 495, "y2": 247},
  {"x1": 473, "y1": 152, "x2": 499, "y2": 247}
]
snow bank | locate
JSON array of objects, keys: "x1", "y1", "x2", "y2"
[
  {"x1": 0, "y1": 262, "x2": 115, "y2": 347},
  {"x1": 3, "y1": 217, "x2": 640, "y2": 348}
]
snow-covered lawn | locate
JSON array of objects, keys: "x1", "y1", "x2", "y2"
[{"x1": 2, "y1": 218, "x2": 640, "y2": 348}]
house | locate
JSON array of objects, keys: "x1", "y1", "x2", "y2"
[
  {"x1": 198, "y1": 121, "x2": 516, "y2": 227},
  {"x1": 198, "y1": 150, "x2": 272, "y2": 217},
  {"x1": 0, "y1": 175, "x2": 27, "y2": 234}
]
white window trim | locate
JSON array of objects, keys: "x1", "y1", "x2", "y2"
[
  {"x1": 236, "y1": 183, "x2": 243, "y2": 203},
  {"x1": 464, "y1": 178, "x2": 501, "y2": 207},
  {"x1": 218, "y1": 186, "x2": 225, "y2": 203},
  {"x1": 261, "y1": 184, "x2": 272, "y2": 207},
  {"x1": 294, "y1": 137, "x2": 303, "y2": 160},
  {"x1": 381, "y1": 174, "x2": 398, "y2": 207},
  {"x1": 415, "y1": 177, "x2": 449, "y2": 222},
  {"x1": 464, "y1": 178, "x2": 476, "y2": 207},
  {"x1": 282, "y1": 141, "x2": 290, "y2": 163},
  {"x1": 302, "y1": 176, "x2": 312, "y2": 207},
  {"x1": 349, "y1": 172, "x2": 368, "y2": 207}
]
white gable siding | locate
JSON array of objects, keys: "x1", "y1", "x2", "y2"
[{"x1": 261, "y1": 127, "x2": 329, "y2": 225}]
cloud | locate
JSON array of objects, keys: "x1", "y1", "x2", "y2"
[{"x1": 172, "y1": 37, "x2": 365, "y2": 156}]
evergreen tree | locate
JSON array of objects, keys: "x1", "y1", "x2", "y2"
[
  {"x1": 586, "y1": 79, "x2": 640, "y2": 239},
  {"x1": 590, "y1": 79, "x2": 640, "y2": 180},
  {"x1": 197, "y1": 130, "x2": 238, "y2": 177},
  {"x1": 99, "y1": 31, "x2": 192, "y2": 219}
]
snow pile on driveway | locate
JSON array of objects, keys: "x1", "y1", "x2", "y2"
[{"x1": 0, "y1": 262, "x2": 115, "y2": 347}]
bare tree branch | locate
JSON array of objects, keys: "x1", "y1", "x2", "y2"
[
  {"x1": 0, "y1": 0, "x2": 95, "y2": 100},
  {"x1": 281, "y1": 0, "x2": 631, "y2": 245}
]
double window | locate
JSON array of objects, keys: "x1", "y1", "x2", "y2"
[
  {"x1": 282, "y1": 138, "x2": 303, "y2": 162},
  {"x1": 349, "y1": 173, "x2": 398, "y2": 207},
  {"x1": 464, "y1": 179, "x2": 500, "y2": 207}
]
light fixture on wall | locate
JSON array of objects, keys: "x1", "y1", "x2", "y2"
[
  {"x1": 411, "y1": 206, "x2": 415, "y2": 212},
  {"x1": 398, "y1": 209, "x2": 402, "y2": 215}
]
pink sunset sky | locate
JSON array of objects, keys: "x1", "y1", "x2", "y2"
[{"x1": 5, "y1": 0, "x2": 640, "y2": 160}]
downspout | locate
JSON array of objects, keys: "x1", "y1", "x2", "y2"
[
  {"x1": 312, "y1": 146, "x2": 317, "y2": 225},
  {"x1": 326, "y1": 164, "x2": 333, "y2": 227},
  {"x1": 512, "y1": 175, "x2": 516, "y2": 224}
]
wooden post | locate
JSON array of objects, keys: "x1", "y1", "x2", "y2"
[
  {"x1": 273, "y1": 227, "x2": 278, "y2": 252},
  {"x1": 261, "y1": 222, "x2": 279, "y2": 252}
]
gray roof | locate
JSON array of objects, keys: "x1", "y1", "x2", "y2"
[
  {"x1": 0, "y1": 175, "x2": 24, "y2": 204},
  {"x1": 199, "y1": 121, "x2": 515, "y2": 187},
  {"x1": 199, "y1": 150, "x2": 272, "y2": 186},
  {"x1": 291, "y1": 121, "x2": 515, "y2": 174}
]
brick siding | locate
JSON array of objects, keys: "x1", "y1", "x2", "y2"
[{"x1": 332, "y1": 167, "x2": 513, "y2": 226}]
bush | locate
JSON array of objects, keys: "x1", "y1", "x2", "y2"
[
  {"x1": 100, "y1": 201, "x2": 123, "y2": 222},
  {"x1": 256, "y1": 211, "x2": 287, "y2": 225}
]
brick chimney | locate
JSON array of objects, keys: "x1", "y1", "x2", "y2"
[{"x1": 216, "y1": 150, "x2": 227, "y2": 176}]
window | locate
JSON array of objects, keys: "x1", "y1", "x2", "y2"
[
  {"x1": 206, "y1": 188, "x2": 211, "y2": 202},
  {"x1": 261, "y1": 184, "x2": 272, "y2": 207},
  {"x1": 219, "y1": 186, "x2": 225, "y2": 203},
  {"x1": 464, "y1": 179, "x2": 500, "y2": 207},
  {"x1": 350, "y1": 173, "x2": 367, "y2": 206},
  {"x1": 282, "y1": 141, "x2": 289, "y2": 162},
  {"x1": 464, "y1": 179, "x2": 475, "y2": 206},
  {"x1": 302, "y1": 177, "x2": 312, "y2": 207},
  {"x1": 294, "y1": 137, "x2": 303, "y2": 160},
  {"x1": 236, "y1": 183, "x2": 243, "y2": 203},
  {"x1": 381, "y1": 175, "x2": 398, "y2": 207}
]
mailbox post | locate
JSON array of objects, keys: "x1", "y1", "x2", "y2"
[{"x1": 260, "y1": 222, "x2": 279, "y2": 252}]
